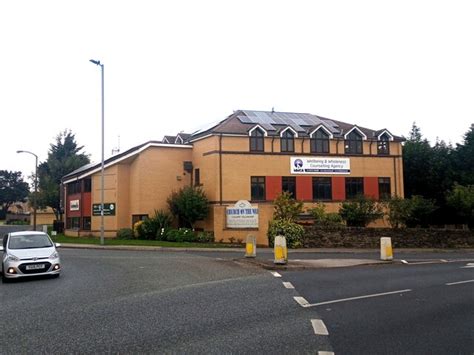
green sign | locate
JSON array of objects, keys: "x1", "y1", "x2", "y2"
[{"x1": 93, "y1": 203, "x2": 116, "y2": 216}]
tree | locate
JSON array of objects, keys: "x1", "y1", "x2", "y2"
[
  {"x1": 37, "y1": 130, "x2": 90, "y2": 219},
  {"x1": 446, "y1": 184, "x2": 474, "y2": 229},
  {"x1": 167, "y1": 186, "x2": 209, "y2": 229},
  {"x1": 0, "y1": 170, "x2": 30, "y2": 214},
  {"x1": 454, "y1": 124, "x2": 474, "y2": 186},
  {"x1": 272, "y1": 191, "x2": 304, "y2": 222}
]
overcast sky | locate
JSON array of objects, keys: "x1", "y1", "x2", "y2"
[{"x1": 1, "y1": 0, "x2": 473, "y2": 182}]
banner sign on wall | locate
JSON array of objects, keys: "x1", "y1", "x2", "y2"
[
  {"x1": 226, "y1": 200, "x2": 259, "y2": 229},
  {"x1": 70, "y1": 200, "x2": 80, "y2": 211},
  {"x1": 93, "y1": 203, "x2": 116, "y2": 216},
  {"x1": 291, "y1": 157, "x2": 350, "y2": 174}
]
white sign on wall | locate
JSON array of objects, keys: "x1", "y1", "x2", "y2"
[
  {"x1": 70, "y1": 199, "x2": 80, "y2": 211},
  {"x1": 291, "y1": 157, "x2": 350, "y2": 174},
  {"x1": 226, "y1": 200, "x2": 259, "y2": 229}
]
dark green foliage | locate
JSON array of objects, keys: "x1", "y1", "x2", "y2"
[
  {"x1": 0, "y1": 170, "x2": 30, "y2": 213},
  {"x1": 446, "y1": 184, "x2": 474, "y2": 229},
  {"x1": 196, "y1": 231, "x2": 214, "y2": 243},
  {"x1": 386, "y1": 195, "x2": 436, "y2": 228},
  {"x1": 37, "y1": 130, "x2": 90, "y2": 219},
  {"x1": 116, "y1": 228, "x2": 134, "y2": 239},
  {"x1": 165, "y1": 228, "x2": 196, "y2": 242},
  {"x1": 273, "y1": 191, "x2": 304, "y2": 222},
  {"x1": 140, "y1": 210, "x2": 174, "y2": 240},
  {"x1": 268, "y1": 219, "x2": 305, "y2": 248},
  {"x1": 308, "y1": 203, "x2": 343, "y2": 227},
  {"x1": 454, "y1": 124, "x2": 474, "y2": 186},
  {"x1": 339, "y1": 196, "x2": 384, "y2": 227},
  {"x1": 167, "y1": 186, "x2": 209, "y2": 228}
]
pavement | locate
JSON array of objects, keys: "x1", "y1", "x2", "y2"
[{"x1": 58, "y1": 243, "x2": 474, "y2": 270}]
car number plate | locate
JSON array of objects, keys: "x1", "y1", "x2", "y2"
[{"x1": 26, "y1": 264, "x2": 45, "y2": 270}]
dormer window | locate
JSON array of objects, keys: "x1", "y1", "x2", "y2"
[
  {"x1": 377, "y1": 133, "x2": 390, "y2": 155},
  {"x1": 311, "y1": 130, "x2": 330, "y2": 153},
  {"x1": 280, "y1": 129, "x2": 295, "y2": 152},
  {"x1": 249, "y1": 127, "x2": 265, "y2": 152},
  {"x1": 345, "y1": 130, "x2": 363, "y2": 154}
]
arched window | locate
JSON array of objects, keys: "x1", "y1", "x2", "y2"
[
  {"x1": 249, "y1": 128, "x2": 264, "y2": 152},
  {"x1": 311, "y1": 130, "x2": 330, "y2": 153},
  {"x1": 377, "y1": 133, "x2": 390, "y2": 155},
  {"x1": 281, "y1": 130, "x2": 295, "y2": 152},
  {"x1": 345, "y1": 130, "x2": 363, "y2": 154}
]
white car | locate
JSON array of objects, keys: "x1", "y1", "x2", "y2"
[{"x1": 1, "y1": 231, "x2": 61, "y2": 282}]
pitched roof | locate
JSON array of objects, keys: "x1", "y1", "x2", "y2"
[{"x1": 190, "y1": 110, "x2": 404, "y2": 141}]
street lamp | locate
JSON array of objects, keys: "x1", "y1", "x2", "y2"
[
  {"x1": 16, "y1": 150, "x2": 38, "y2": 231},
  {"x1": 90, "y1": 59, "x2": 105, "y2": 245}
]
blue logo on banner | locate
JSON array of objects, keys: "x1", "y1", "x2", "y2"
[{"x1": 294, "y1": 159, "x2": 303, "y2": 168}]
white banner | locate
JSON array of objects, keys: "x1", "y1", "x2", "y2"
[
  {"x1": 226, "y1": 200, "x2": 259, "y2": 229},
  {"x1": 291, "y1": 157, "x2": 350, "y2": 174},
  {"x1": 70, "y1": 199, "x2": 80, "y2": 211}
]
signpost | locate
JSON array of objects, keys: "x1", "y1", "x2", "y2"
[
  {"x1": 92, "y1": 203, "x2": 116, "y2": 216},
  {"x1": 291, "y1": 157, "x2": 350, "y2": 174}
]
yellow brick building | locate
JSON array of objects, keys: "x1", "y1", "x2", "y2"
[{"x1": 62, "y1": 110, "x2": 404, "y2": 245}]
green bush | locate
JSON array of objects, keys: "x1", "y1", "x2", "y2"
[
  {"x1": 386, "y1": 195, "x2": 437, "y2": 228},
  {"x1": 267, "y1": 219, "x2": 305, "y2": 248},
  {"x1": 446, "y1": 184, "x2": 474, "y2": 229},
  {"x1": 196, "y1": 231, "x2": 214, "y2": 243},
  {"x1": 6, "y1": 220, "x2": 29, "y2": 225},
  {"x1": 339, "y1": 196, "x2": 384, "y2": 227},
  {"x1": 167, "y1": 186, "x2": 209, "y2": 228},
  {"x1": 308, "y1": 203, "x2": 343, "y2": 227},
  {"x1": 117, "y1": 228, "x2": 134, "y2": 239},
  {"x1": 165, "y1": 228, "x2": 196, "y2": 242},
  {"x1": 273, "y1": 191, "x2": 304, "y2": 222}
]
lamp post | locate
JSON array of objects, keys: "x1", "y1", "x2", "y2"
[
  {"x1": 90, "y1": 59, "x2": 105, "y2": 245},
  {"x1": 16, "y1": 150, "x2": 38, "y2": 231}
]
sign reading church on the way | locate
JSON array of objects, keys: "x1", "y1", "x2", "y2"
[
  {"x1": 226, "y1": 200, "x2": 259, "y2": 228},
  {"x1": 291, "y1": 157, "x2": 350, "y2": 174}
]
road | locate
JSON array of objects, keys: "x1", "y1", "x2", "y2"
[
  {"x1": 1, "y1": 248, "x2": 473, "y2": 354},
  {"x1": 279, "y1": 259, "x2": 474, "y2": 355},
  {"x1": 0, "y1": 249, "x2": 331, "y2": 354}
]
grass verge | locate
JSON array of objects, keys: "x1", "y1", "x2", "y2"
[{"x1": 51, "y1": 234, "x2": 242, "y2": 248}]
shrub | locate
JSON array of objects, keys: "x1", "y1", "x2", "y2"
[
  {"x1": 196, "y1": 231, "x2": 214, "y2": 243},
  {"x1": 273, "y1": 191, "x2": 304, "y2": 222},
  {"x1": 133, "y1": 220, "x2": 146, "y2": 239},
  {"x1": 165, "y1": 228, "x2": 196, "y2": 242},
  {"x1": 404, "y1": 195, "x2": 437, "y2": 228},
  {"x1": 117, "y1": 228, "x2": 134, "y2": 239},
  {"x1": 308, "y1": 203, "x2": 343, "y2": 227},
  {"x1": 446, "y1": 184, "x2": 474, "y2": 229},
  {"x1": 339, "y1": 196, "x2": 384, "y2": 227},
  {"x1": 167, "y1": 186, "x2": 209, "y2": 228},
  {"x1": 267, "y1": 219, "x2": 305, "y2": 248}
]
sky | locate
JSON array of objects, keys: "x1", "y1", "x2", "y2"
[{"x1": 1, "y1": 0, "x2": 473, "y2": 182}]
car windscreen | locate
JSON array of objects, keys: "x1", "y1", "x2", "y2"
[{"x1": 8, "y1": 234, "x2": 54, "y2": 249}]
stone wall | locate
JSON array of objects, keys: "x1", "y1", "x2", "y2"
[{"x1": 303, "y1": 226, "x2": 474, "y2": 248}]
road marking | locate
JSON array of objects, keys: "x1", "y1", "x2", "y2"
[
  {"x1": 294, "y1": 296, "x2": 310, "y2": 307},
  {"x1": 270, "y1": 271, "x2": 282, "y2": 278},
  {"x1": 461, "y1": 263, "x2": 474, "y2": 268},
  {"x1": 283, "y1": 282, "x2": 294, "y2": 289},
  {"x1": 446, "y1": 279, "x2": 474, "y2": 286},
  {"x1": 401, "y1": 259, "x2": 408, "y2": 264},
  {"x1": 311, "y1": 319, "x2": 329, "y2": 335},
  {"x1": 318, "y1": 352, "x2": 335, "y2": 355},
  {"x1": 304, "y1": 289, "x2": 412, "y2": 307}
]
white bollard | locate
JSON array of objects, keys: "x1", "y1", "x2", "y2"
[
  {"x1": 245, "y1": 234, "x2": 256, "y2": 258},
  {"x1": 42, "y1": 225, "x2": 48, "y2": 234},
  {"x1": 380, "y1": 237, "x2": 393, "y2": 261},
  {"x1": 274, "y1": 235, "x2": 288, "y2": 265}
]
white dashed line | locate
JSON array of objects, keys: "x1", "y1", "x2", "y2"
[
  {"x1": 318, "y1": 352, "x2": 335, "y2": 355},
  {"x1": 401, "y1": 260, "x2": 408, "y2": 264},
  {"x1": 311, "y1": 319, "x2": 329, "y2": 335},
  {"x1": 270, "y1": 271, "x2": 282, "y2": 278},
  {"x1": 446, "y1": 279, "x2": 474, "y2": 286},
  {"x1": 294, "y1": 296, "x2": 310, "y2": 307},
  {"x1": 283, "y1": 282, "x2": 294, "y2": 289},
  {"x1": 304, "y1": 289, "x2": 412, "y2": 307}
]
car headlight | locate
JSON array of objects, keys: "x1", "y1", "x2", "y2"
[
  {"x1": 6, "y1": 254, "x2": 20, "y2": 262},
  {"x1": 49, "y1": 251, "x2": 59, "y2": 259}
]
